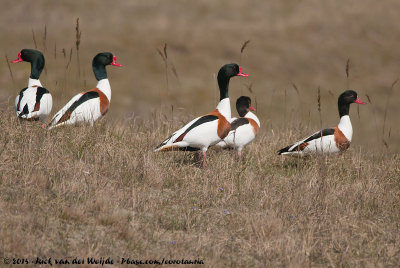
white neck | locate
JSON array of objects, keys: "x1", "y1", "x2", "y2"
[
  {"x1": 338, "y1": 115, "x2": 352, "y2": 141},
  {"x1": 28, "y1": 78, "x2": 42, "y2": 87},
  {"x1": 216, "y1": 98, "x2": 231, "y2": 120},
  {"x1": 245, "y1": 111, "x2": 260, "y2": 127},
  {"x1": 96, "y1": 79, "x2": 111, "y2": 101}
]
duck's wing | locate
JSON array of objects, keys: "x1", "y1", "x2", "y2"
[
  {"x1": 155, "y1": 114, "x2": 219, "y2": 152},
  {"x1": 16, "y1": 86, "x2": 50, "y2": 120},
  {"x1": 48, "y1": 89, "x2": 109, "y2": 129},
  {"x1": 278, "y1": 128, "x2": 335, "y2": 155}
]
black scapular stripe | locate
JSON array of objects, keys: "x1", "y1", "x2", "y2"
[
  {"x1": 230, "y1": 117, "x2": 249, "y2": 131},
  {"x1": 56, "y1": 91, "x2": 100, "y2": 124},
  {"x1": 303, "y1": 128, "x2": 335, "y2": 143},
  {"x1": 175, "y1": 115, "x2": 219, "y2": 142},
  {"x1": 20, "y1": 104, "x2": 29, "y2": 116},
  {"x1": 16, "y1": 87, "x2": 28, "y2": 111},
  {"x1": 155, "y1": 115, "x2": 219, "y2": 149},
  {"x1": 35, "y1": 87, "x2": 49, "y2": 103},
  {"x1": 178, "y1": 146, "x2": 200, "y2": 151},
  {"x1": 68, "y1": 91, "x2": 100, "y2": 113},
  {"x1": 156, "y1": 133, "x2": 174, "y2": 148},
  {"x1": 278, "y1": 128, "x2": 335, "y2": 155},
  {"x1": 278, "y1": 145, "x2": 291, "y2": 155}
]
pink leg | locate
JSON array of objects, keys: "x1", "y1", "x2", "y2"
[
  {"x1": 41, "y1": 123, "x2": 46, "y2": 129},
  {"x1": 238, "y1": 151, "x2": 242, "y2": 161},
  {"x1": 195, "y1": 152, "x2": 201, "y2": 162}
]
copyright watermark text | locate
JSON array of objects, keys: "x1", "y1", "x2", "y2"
[{"x1": 2, "y1": 257, "x2": 204, "y2": 265}]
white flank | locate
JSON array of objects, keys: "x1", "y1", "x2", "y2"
[
  {"x1": 216, "y1": 111, "x2": 260, "y2": 152},
  {"x1": 48, "y1": 79, "x2": 111, "y2": 130},
  {"x1": 282, "y1": 115, "x2": 353, "y2": 156},
  {"x1": 155, "y1": 117, "x2": 221, "y2": 152},
  {"x1": 14, "y1": 78, "x2": 52, "y2": 122}
]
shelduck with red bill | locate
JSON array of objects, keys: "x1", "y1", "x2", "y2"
[
  {"x1": 11, "y1": 49, "x2": 52, "y2": 126},
  {"x1": 48, "y1": 52, "x2": 122, "y2": 130},
  {"x1": 278, "y1": 90, "x2": 366, "y2": 156},
  {"x1": 154, "y1": 63, "x2": 249, "y2": 167},
  {"x1": 216, "y1": 96, "x2": 260, "y2": 160}
]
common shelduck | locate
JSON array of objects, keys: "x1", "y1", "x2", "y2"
[
  {"x1": 215, "y1": 96, "x2": 260, "y2": 160},
  {"x1": 48, "y1": 52, "x2": 122, "y2": 130},
  {"x1": 11, "y1": 49, "x2": 52, "y2": 127},
  {"x1": 278, "y1": 90, "x2": 365, "y2": 156},
  {"x1": 154, "y1": 63, "x2": 249, "y2": 167}
]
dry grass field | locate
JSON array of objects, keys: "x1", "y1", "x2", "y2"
[{"x1": 1, "y1": 0, "x2": 400, "y2": 267}]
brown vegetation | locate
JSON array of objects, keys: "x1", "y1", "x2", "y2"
[{"x1": 0, "y1": 112, "x2": 399, "y2": 267}]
